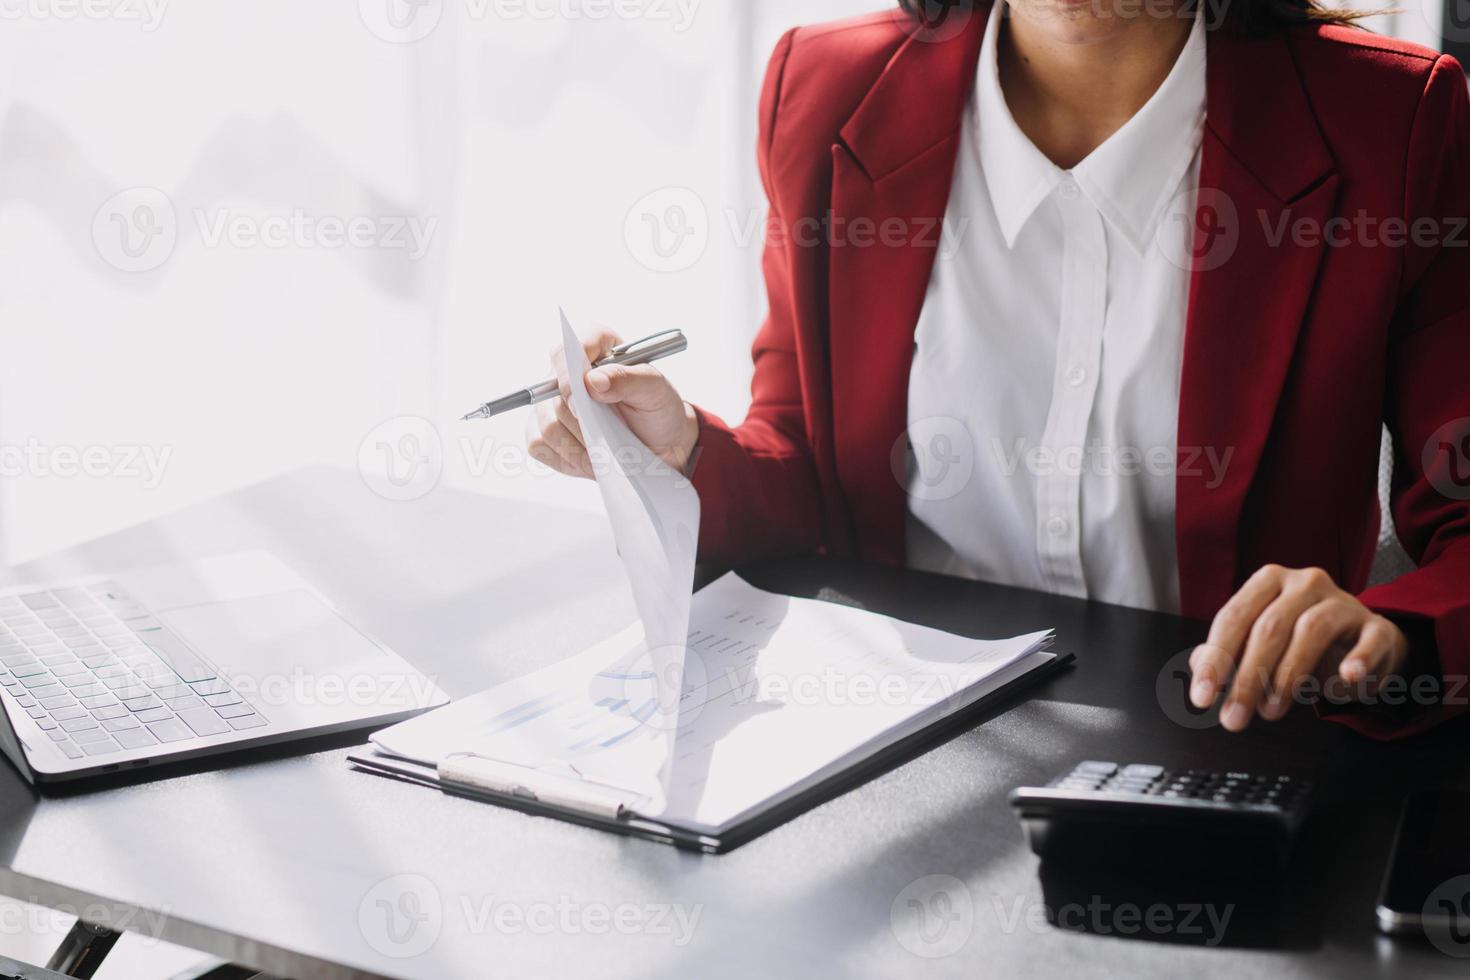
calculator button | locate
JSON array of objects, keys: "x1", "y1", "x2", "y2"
[
  {"x1": 1121, "y1": 764, "x2": 1164, "y2": 779},
  {"x1": 1075, "y1": 761, "x2": 1118, "y2": 777}
]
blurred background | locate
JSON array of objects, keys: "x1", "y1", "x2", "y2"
[
  {"x1": 0, "y1": 0, "x2": 1455, "y2": 971},
  {"x1": 0, "y1": 0, "x2": 1449, "y2": 569}
]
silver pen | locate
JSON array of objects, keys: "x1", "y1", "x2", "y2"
[{"x1": 460, "y1": 329, "x2": 688, "y2": 421}]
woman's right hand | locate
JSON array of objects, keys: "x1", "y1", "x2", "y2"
[{"x1": 528, "y1": 327, "x2": 700, "y2": 480}]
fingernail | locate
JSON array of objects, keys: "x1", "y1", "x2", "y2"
[
  {"x1": 1261, "y1": 693, "x2": 1285, "y2": 720},
  {"x1": 1221, "y1": 701, "x2": 1249, "y2": 731},
  {"x1": 586, "y1": 370, "x2": 610, "y2": 393},
  {"x1": 1190, "y1": 677, "x2": 1213, "y2": 708},
  {"x1": 1340, "y1": 659, "x2": 1362, "y2": 682}
]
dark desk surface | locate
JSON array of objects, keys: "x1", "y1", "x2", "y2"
[{"x1": 0, "y1": 467, "x2": 1464, "y2": 978}]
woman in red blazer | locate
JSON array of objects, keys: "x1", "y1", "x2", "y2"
[{"x1": 531, "y1": 0, "x2": 1470, "y2": 740}]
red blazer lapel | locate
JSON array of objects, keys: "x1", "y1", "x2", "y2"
[
  {"x1": 824, "y1": 12, "x2": 1339, "y2": 609},
  {"x1": 829, "y1": 5, "x2": 988, "y2": 564},
  {"x1": 1176, "y1": 27, "x2": 1338, "y2": 618}
]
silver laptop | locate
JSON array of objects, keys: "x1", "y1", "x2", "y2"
[{"x1": 0, "y1": 551, "x2": 448, "y2": 783}]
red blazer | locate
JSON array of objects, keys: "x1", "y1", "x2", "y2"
[{"x1": 688, "y1": 7, "x2": 1470, "y2": 738}]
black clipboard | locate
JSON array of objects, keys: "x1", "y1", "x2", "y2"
[{"x1": 348, "y1": 650, "x2": 1074, "y2": 853}]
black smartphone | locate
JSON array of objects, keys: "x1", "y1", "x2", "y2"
[{"x1": 1376, "y1": 790, "x2": 1470, "y2": 947}]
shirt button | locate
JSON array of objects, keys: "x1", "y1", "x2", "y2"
[
  {"x1": 1065, "y1": 365, "x2": 1088, "y2": 387},
  {"x1": 1058, "y1": 177, "x2": 1080, "y2": 200},
  {"x1": 1046, "y1": 515, "x2": 1069, "y2": 537}
]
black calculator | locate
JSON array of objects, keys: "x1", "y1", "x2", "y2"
[{"x1": 1008, "y1": 761, "x2": 1314, "y2": 872}]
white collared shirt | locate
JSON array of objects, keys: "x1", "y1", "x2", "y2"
[{"x1": 905, "y1": 2, "x2": 1206, "y2": 613}]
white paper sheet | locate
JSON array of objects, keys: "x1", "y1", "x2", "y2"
[
  {"x1": 370, "y1": 572, "x2": 1053, "y2": 831},
  {"x1": 554, "y1": 310, "x2": 701, "y2": 805}
]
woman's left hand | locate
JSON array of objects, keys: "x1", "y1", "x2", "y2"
[{"x1": 1187, "y1": 564, "x2": 1409, "y2": 731}]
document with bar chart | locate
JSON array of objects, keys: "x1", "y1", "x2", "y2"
[{"x1": 354, "y1": 571, "x2": 1059, "y2": 843}]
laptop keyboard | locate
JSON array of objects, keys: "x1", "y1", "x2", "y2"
[{"x1": 0, "y1": 582, "x2": 266, "y2": 762}]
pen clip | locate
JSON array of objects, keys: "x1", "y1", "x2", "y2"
[{"x1": 608, "y1": 329, "x2": 683, "y2": 358}]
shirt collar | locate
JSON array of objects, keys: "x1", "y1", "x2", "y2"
[{"x1": 975, "y1": 2, "x2": 1207, "y2": 254}]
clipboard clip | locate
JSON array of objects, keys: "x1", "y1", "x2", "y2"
[{"x1": 438, "y1": 753, "x2": 644, "y2": 821}]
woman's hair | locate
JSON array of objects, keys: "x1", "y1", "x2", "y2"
[{"x1": 897, "y1": 0, "x2": 1374, "y2": 34}]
